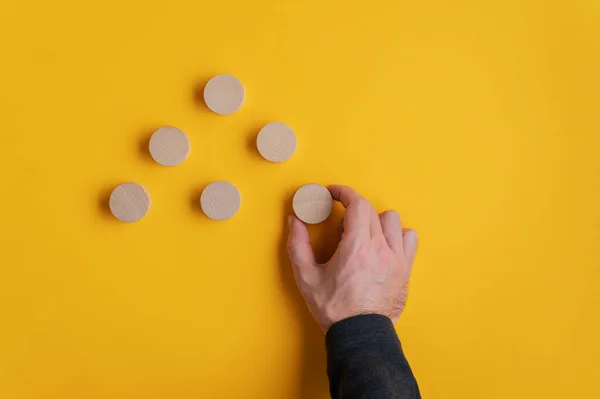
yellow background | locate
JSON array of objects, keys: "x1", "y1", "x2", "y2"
[{"x1": 1, "y1": 0, "x2": 598, "y2": 398}]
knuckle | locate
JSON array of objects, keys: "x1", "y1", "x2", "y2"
[
  {"x1": 354, "y1": 244, "x2": 370, "y2": 263},
  {"x1": 376, "y1": 240, "x2": 390, "y2": 258},
  {"x1": 353, "y1": 198, "x2": 373, "y2": 215},
  {"x1": 286, "y1": 242, "x2": 297, "y2": 256},
  {"x1": 298, "y1": 272, "x2": 317, "y2": 288},
  {"x1": 286, "y1": 239, "x2": 295, "y2": 252},
  {"x1": 355, "y1": 197, "x2": 371, "y2": 209}
]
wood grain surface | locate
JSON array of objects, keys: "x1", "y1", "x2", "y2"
[
  {"x1": 203, "y1": 74, "x2": 245, "y2": 115},
  {"x1": 200, "y1": 181, "x2": 241, "y2": 220},
  {"x1": 109, "y1": 183, "x2": 151, "y2": 222},
  {"x1": 149, "y1": 126, "x2": 190, "y2": 166},
  {"x1": 292, "y1": 183, "x2": 333, "y2": 224},
  {"x1": 256, "y1": 122, "x2": 296, "y2": 162}
]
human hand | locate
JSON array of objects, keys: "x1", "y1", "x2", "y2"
[{"x1": 287, "y1": 185, "x2": 419, "y2": 332}]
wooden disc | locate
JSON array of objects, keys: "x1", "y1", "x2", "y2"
[
  {"x1": 109, "y1": 183, "x2": 151, "y2": 223},
  {"x1": 293, "y1": 184, "x2": 333, "y2": 224},
  {"x1": 200, "y1": 181, "x2": 241, "y2": 221},
  {"x1": 149, "y1": 126, "x2": 190, "y2": 166},
  {"x1": 256, "y1": 122, "x2": 296, "y2": 162},
  {"x1": 203, "y1": 74, "x2": 245, "y2": 115}
]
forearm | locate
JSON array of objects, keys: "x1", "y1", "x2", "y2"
[{"x1": 326, "y1": 314, "x2": 421, "y2": 399}]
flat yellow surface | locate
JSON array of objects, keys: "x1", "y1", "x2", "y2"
[{"x1": 1, "y1": 1, "x2": 599, "y2": 398}]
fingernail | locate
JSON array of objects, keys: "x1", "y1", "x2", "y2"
[{"x1": 405, "y1": 230, "x2": 418, "y2": 244}]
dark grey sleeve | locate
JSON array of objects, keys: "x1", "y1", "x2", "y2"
[{"x1": 325, "y1": 314, "x2": 421, "y2": 399}]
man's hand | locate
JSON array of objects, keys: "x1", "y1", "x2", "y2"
[{"x1": 287, "y1": 185, "x2": 419, "y2": 332}]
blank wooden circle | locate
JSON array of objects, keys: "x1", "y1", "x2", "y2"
[
  {"x1": 293, "y1": 184, "x2": 333, "y2": 224},
  {"x1": 200, "y1": 181, "x2": 241, "y2": 221},
  {"x1": 149, "y1": 126, "x2": 190, "y2": 166},
  {"x1": 257, "y1": 122, "x2": 296, "y2": 162},
  {"x1": 203, "y1": 74, "x2": 245, "y2": 115},
  {"x1": 109, "y1": 183, "x2": 151, "y2": 223}
]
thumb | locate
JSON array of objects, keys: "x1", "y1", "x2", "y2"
[{"x1": 287, "y1": 215, "x2": 317, "y2": 276}]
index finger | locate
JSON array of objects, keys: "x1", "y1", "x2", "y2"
[
  {"x1": 328, "y1": 185, "x2": 361, "y2": 208},
  {"x1": 328, "y1": 185, "x2": 372, "y2": 238}
]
